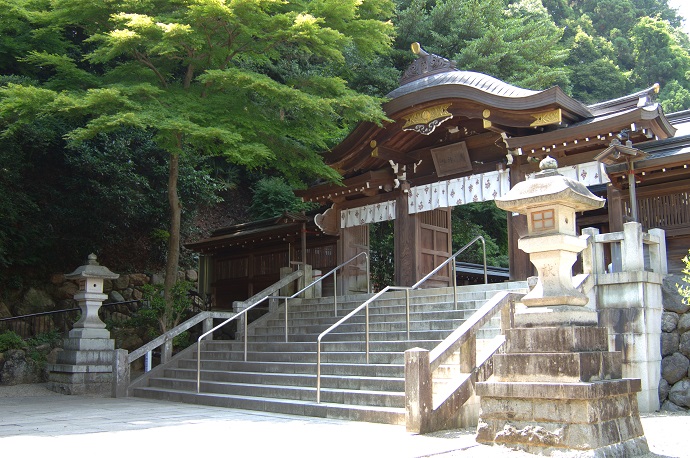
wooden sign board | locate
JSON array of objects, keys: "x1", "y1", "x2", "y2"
[{"x1": 430, "y1": 142, "x2": 472, "y2": 177}]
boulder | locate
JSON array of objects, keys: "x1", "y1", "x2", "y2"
[
  {"x1": 662, "y1": 352, "x2": 690, "y2": 385},
  {"x1": 659, "y1": 378, "x2": 671, "y2": 402},
  {"x1": 120, "y1": 334, "x2": 144, "y2": 352},
  {"x1": 46, "y1": 348, "x2": 62, "y2": 365},
  {"x1": 114, "y1": 274, "x2": 130, "y2": 290},
  {"x1": 151, "y1": 272, "x2": 165, "y2": 286},
  {"x1": 669, "y1": 379, "x2": 690, "y2": 408},
  {"x1": 0, "y1": 301, "x2": 11, "y2": 319},
  {"x1": 186, "y1": 269, "x2": 198, "y2": 282},
  {"x1": 177, "y1": 270, "x2": 185, "y2": 282},
  {"x1": 678, "y1": 314, "x2": 690, "y2": 334},
  {"x1": 129, "y1": 273, "x2": 149, "y2": 287},
  {"x1": 109, "y1": 290, "x2": 125, "y2": 303},
  {"x1": 132, "y1": 288, "x2": 143, "y2": 300},
  {"x1": 661, "y1": 400, "x2": 687, "y2": 412},
  {"x1": 663, "y1": 274, "x2": 690, "y2": 314},
  {"x1": 103, "y1": 278, "x2": 113, "y2": 293},
  {"x1": 680, "y1": 331, "x2": 690, "y2": 359},
  {"x1": 662, "y1": 332, "x2": 680, "y2": 357},
  {"x1": 662, "y1": 312, "x2": 679, "y2": 333},
  {"x1": 121, "y1": 288, "x2": 133, "y2": 300},
  {"x1": 55, "y1": 282, "x2": 79, "y2": 300},
  {"x1": 17, "y1": 288, "x2": 54, "y2": 315},
  {"x1": 50, "y1": 273, "x2": 65, "y2": 285},
  {"x1": 0, "y1": 349, "x2": 44, "y2": 385}
]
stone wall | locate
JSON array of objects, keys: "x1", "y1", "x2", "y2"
[{"x1": 660, "y1": 274, "x2": 690, "y2": 411}]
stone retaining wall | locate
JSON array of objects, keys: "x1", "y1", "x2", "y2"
[{"x1": 660, "y1": 274, "x2": 690, "y2": 411}]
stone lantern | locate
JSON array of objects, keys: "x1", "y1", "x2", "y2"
[
  {"x1": 48, "y1": 254, "x2": 120, "y2": 395},
  {"x1": 477, "y1": 158, "x2": 649, "y2": 456},
  {"x1": 495, "y1": 156, "x2": 604, "y2": 326}
]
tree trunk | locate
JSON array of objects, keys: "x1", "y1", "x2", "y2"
[{"x1": 163, "y1": 149, "x2": 182, "y2": 332}]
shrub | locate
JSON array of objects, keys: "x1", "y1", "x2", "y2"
[
  {"x1": 678, "y1": 249, "x2": 690, "y2": 305},
  {"x1": 0, "y1": 331, "x2": 25, "y2": 352}
]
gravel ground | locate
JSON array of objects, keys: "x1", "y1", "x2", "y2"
[{"x1": 0, "y1": 383, "x2": 688, "y2": 457}]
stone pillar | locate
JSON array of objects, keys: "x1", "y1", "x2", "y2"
[{"x1": 48, "y1": 254, "x2": 120, "y2": 395}]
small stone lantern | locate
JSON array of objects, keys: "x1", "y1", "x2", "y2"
[
  {"x1": 495, "y1": 157, "x2": 604, "y2": 326},
  {"x1": 64, "y1": 253, "x2": 120, "y2": 338},
  {"x1": 48, "y1": 254, "x2": 120, "y2": 395}
]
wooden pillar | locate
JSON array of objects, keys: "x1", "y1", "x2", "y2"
[
  {"x1": 508, "y1": 165, "x2": 531, "y2": 280},
  {"x1": 395, "y1": 190, "x2": 419, "y2": 286}
]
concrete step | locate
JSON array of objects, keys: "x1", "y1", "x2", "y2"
[
  {"x1": 164, "y1": 367, "x2": 405, "y2": 391},
  {"x1": 176, "y1": 358, "x2": 404, "y2": 377},
  {"x1": 132, "y1": 386, "x2": 405, "y2": 424}
]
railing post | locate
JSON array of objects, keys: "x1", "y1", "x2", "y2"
[
  {"x1": 333, "y1": 272, "x2": 338, "y2": 317},
  {"x1": 581, "y1": 227, "x2": 600, "y2": 275},
  {"x1": 161, "y1": 337, "x2": 173, "y2": 364},
  {"x1": 112, "y1": 349, "x2": 130, "y2": 398},
  {"x1": 648, "y1": 228, "x2": 667, "y2": 274},
  {"x1": 405, "y1": 289, "x2": 411, "y2": 341},
  {"x1": 202, "y1": 316, "x2": 214, "y2": 340},
  {"x1": 405, "y1": 347, "x2": 432, "y2": 433},
  {"x1": 284, "y1": 297, "x2": 289, "y2": 343},
  {"x1": 365, "y1": 304, "x2": 370, "y2": 364},
  {"x1": 500, "y1": 296, "x2": 515, "y2": 335},
  {"x1": 622, "y1": 222, "x2": 644, "y2": 272},
  {"x1": 364, "y1": 253, "x2": 371, "y2": 294},
  {"x1": 460, "y1": 335, "x2": 476, "y2": 374}
]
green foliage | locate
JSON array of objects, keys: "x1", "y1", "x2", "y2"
[
  {"x1": 678, "y1": 249, "x2": 690, "y2": 306},
  {"x1": 137, "y1": 280, "x2": 195, "y2": 335},
  {"x1": 248, "y1": 177, "x2": 313, "y2": 220},
  {"x1": 25, "y1": 330, "x2": 62, "y2": 348},
  {"x1": 0, "y1": 331, "x2": 25, "y2": 352},
  {"x1": 370, "y1": 221, "x2": 395, "y2": 290},
  {"x1": 452, "y1": 202, "x2": 509, "y2": 268}
]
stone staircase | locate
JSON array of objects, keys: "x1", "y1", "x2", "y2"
[{"x1": 132, "y1": 281, "x2": 527, "y2": 424}]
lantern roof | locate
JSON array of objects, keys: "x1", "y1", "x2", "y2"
[
  {"x1": 65, "y1": 254, "x2": 119, "y2": 280},
  {"x1": 495, "y1": 157, "x2": 605, "y2": 214}
]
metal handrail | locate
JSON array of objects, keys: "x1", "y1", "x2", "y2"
[
  {"x1": 196, "y1": 251, "x2": 370, "y2": 393},
  {"x1": 315, "y1": 236, "x2": 487, "y2": 403}
]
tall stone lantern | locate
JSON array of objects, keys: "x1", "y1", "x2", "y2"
[
  {"x1": 495, "y1": 156, "x2": 604, "y2": 327},
  {"x1": 48, "y1": 254, "x2": 120, "y2": 395},
  {"x1": 476, "y1": 157, "x2": 649, "y2": 456}
]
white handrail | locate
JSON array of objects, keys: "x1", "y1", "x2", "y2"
[
  {"x1": 196, "y1": 252, "x2": 370, "y2": 393},
  {"x1": 315, "y1": 236, "x2": 487, "y2": 403}
]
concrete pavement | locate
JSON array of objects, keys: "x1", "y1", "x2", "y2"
[{"x1": 0, "y1": 384, "x2": 687, "y2": 457}]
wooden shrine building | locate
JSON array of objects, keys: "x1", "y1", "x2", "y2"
[{"x1": 188, "y1": 44, "x2": 690, "y2": 308}]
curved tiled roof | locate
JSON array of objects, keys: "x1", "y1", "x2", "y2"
[{"x1": 386, "y1": 69, "x2": 540, "y2": 100}]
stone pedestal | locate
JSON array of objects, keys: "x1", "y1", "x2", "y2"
[
  {"x1": 48, "y1": 333, "x2": 115, "y2": 395},
  {"x1": 476, "y1": 327, "x2": 649, "y2": 456}
]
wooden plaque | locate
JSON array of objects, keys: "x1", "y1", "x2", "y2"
[{"x1": 430, "y1": 142, "x2": 472, "y2": 177}]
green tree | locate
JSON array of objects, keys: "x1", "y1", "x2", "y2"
[
  {"x1": 0, "y1": 0, "x2": 394, "y2": 311},
  {"x1": 394, "y1": 0, "x2": 570, "y2": 90},
  {"x1": 248, "y1": 177, "x2": 312, "y2": 220}
]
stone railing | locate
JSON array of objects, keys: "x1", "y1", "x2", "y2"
[
  {"x1": 580, "y1": 221, "x2": 666, "y2": 413},
  {"x1": 581, "y1": 221, "x2": 667, "y2": 276},
  {"x1": 405, "y1": 291, "x2": 523, "y2": 433},
  {"x1": 112, "y1": 310, "x2": 234, "y2": 397}
]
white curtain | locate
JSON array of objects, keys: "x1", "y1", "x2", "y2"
[
  {"x1": 408, "y1": 169, "x2": 511, "y2": 214},
  {"x1": 341, "y1": 200, "x2": 396, "y2": 229}
]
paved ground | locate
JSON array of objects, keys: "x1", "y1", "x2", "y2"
[{"x1": 0, "y1": 383, "x2": 687, "y2": 458}]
